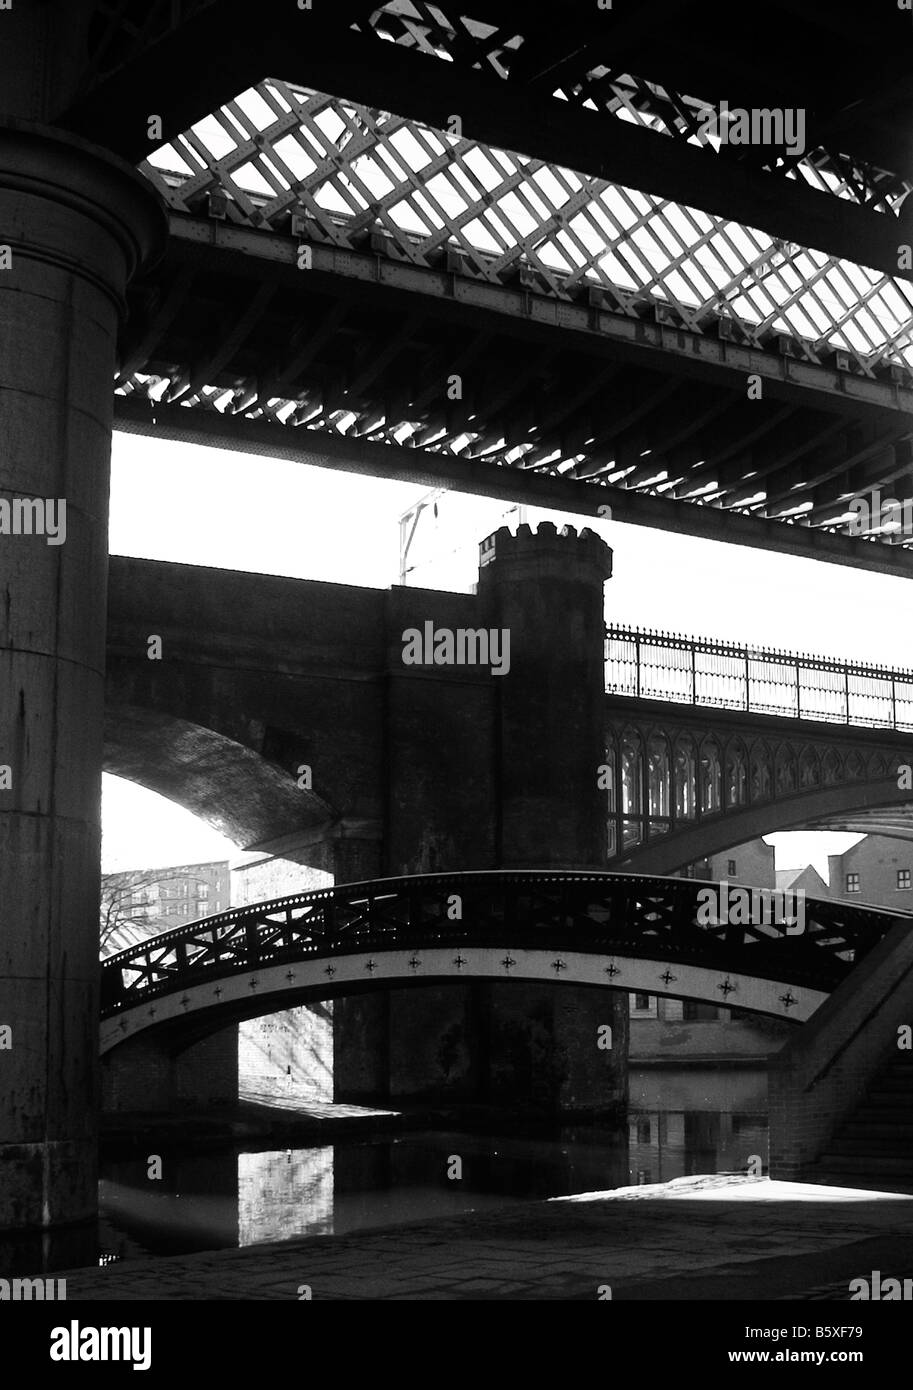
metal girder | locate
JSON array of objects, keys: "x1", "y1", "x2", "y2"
[
  {"x1": 112, "y1": 396, "x2": 913, "y2": 579},
  {"x1": 57, "y1": 2, "x2": 913, "y2": 283},
  {"x1": 151, "y1": 217, "x2": 913, "y2": 419},
  {"x1": 99, "y1": 869, "x2": 905, "y2": 1026},
  {"x1": 93, "y1": 75, "x2": 913, "y2": 566},
  {"x1": 116, "y1": 216, "x2": 913, "y2": 543}
]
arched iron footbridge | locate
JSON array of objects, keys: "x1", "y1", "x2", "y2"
[{"x1": 99, "y1": 872, "x2": 910, "y2": 1052}]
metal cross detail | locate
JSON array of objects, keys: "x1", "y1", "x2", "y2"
[
  {"x1": 119, "y1": 1020, "x2": 128, "y2": 1031},
  {"x1": 604, "y1": 962, "x2": 620, "y2": 978},
  {"x1": 660, "y1": 969, "x2": 677, "y2": 986},
  {"x1": 452, "y1": 954, "x2": 467, "y2": 970},
  {"x1": 148, "y1": 1007, "x2": 156, "y2": 1018},
  {"x1": 365, "y1": 959, "x2": 378, "y2": 973},
  {"x1": 501, "y1": 955, "x2": 516, "y2": 971},
  {"x1": 718, "y1": 978, "x2": 736, "y2": 997},
  {"x1": 779, "y1": 991, "x2": 798, "y2": 1010},
  {"x1": 324, "y1": 964, "x2": 336, "y2": 978},
  {"x1": 180, "y1": 996, "x2": 190, "y2": 1008},
  {"x1": 248, "y1": 978, "x2": 259, "y2": 991},
  {"x1": 551, "y1": 959, "x2": 567, "y2": 973},
  {"x1": 213, "y1": 987, "x2": 222, "y2": 999},
  {"x1": 285, "y1": 972, "x2": 296, "y2": 983},
  {"x1": 408, "y1": 957, "x2": 422, "y2": 971}
]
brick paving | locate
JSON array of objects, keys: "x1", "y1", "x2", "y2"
[{"x1": 55, "y1": 1174, "x2": 913, "y2": 1301}]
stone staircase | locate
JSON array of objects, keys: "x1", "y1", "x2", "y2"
[{"x1": 813, "y1": 1050, "x2": 913, "y2": 1190}]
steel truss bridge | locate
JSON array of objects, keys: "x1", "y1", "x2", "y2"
[
  {"x1": 99, "y1": 870, "x2": 909, "y2": 1051},
  {"x1": 41, "y1": 1, "x2": 913, "y2": 577},
  {"x1": 602, "y1": 626, "x2": 913, "y2": 869}
]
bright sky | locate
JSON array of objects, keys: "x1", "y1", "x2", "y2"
[{"x1": 103, "y1": 431, "x2": 896, "y2": 879}]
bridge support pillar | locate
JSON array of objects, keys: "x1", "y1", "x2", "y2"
[
  {"x1": 479, "y1": 522, "x2": 612, "y2": 867},
  {"x1": 102, "y1": 1031, "x2": 240, "y2": 1114},
  {"x1": 334, "y1": 981, "x2": 627, "y2": 1116},
  {"x1": 335, "y1": 523, "x2": 627, "y2": 1116},
  {"x1": 0, "y1": 125, "x2": 163, "y2": 1232}
]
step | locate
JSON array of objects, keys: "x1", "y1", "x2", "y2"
[
  {"x1": 811, "y1": 1172, "x2": 913, "y2": 1195},
  {"x1": 841, "y1": 1123, "x2": 913, "y2": 1140},
  {"x1": 824, "y1": 1139, "x2": 912, "y2": 1157},
  {"x1": 818, "y1": 1154, "x2": 913, "y2": 1175},
  {"x1": 856, "y1": 1094, "x2": 913, "y2": 1110}
]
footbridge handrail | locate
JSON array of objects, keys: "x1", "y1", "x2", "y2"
[{"x1": 99, "y1": 870, "x2": 908, "y2": 1018}]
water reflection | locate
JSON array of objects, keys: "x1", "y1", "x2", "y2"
[{"x1": 97, "y1": 1072, "x2": 769, "y2": 1262}]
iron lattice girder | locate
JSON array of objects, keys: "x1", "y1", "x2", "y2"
[
  {"x1": 59, "y1": 2, "x2": 913, "y2": 283},
  {"x1": 111, "y1": 395, "x2": 913, "y2": 580},
  {"x1": 100, "y1": 870, "x2": 906, "y2": 1017},
  {"x1": 131, "y1": 80, "x2": 913, "y2": 385},
  {"x1": 106, "y1": 77, "x2": 913, "y2": 562}
]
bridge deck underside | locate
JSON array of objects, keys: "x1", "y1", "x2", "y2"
[
  {"x1": 99, "y1": 45, "x2": 913, "y2": 575},
  {"x1": 117, "y1": 224, "x2": 913, "y2": 540}
]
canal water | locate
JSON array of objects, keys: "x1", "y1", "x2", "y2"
[{"x1": 96, "y1": 1067, "x2": 768, "y2": 1263}]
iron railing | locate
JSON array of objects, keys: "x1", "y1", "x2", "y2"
[
  {"x1": 100, "y1": 870, "x2": 907, "y2": 1018},
  {"x1": 606, "y1": 626, "x2": 913, "y2": 731}
]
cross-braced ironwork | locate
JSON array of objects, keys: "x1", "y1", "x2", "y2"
[
  {"x1": 82, "y1": 0, "x2": 219, "y2": 94},
  {"x1": 100, "y1": 869, "x2": 906, "y2": 1020},
  {"x1": 364, "y1": 1, "x2": 912, "y2": 218},
  {"x1": 110, "y1": 77, "x2": 913, "y2": 555},
  {"x1": 603, "y1": 626, "x2": 913, "y2": 859},
  {"x1": 138, "y1": 80, "x2": 913, "y2": 377}
]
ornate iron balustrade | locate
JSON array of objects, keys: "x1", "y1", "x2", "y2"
[
  {"x1": 99, "y1": 870, "x2": 906, "y2": 1018},
  {"x1": 606, "y1": 626, "x2": 913, "y2": 731}
]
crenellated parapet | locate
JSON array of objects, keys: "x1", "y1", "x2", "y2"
[{"x1": 478, "y1": 521, "x2": 613, "y2": 585}]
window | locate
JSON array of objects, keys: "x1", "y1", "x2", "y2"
[
  {"x1": 846, "y1": 872, "x2": 860, "y2": 893},
  {"x1": 727, "y1": 859, "x2": 736, "y2": 876},
  {"x1": 199, "y1": 882, "x2": 210, "y2": 900},
  {"x1": 684, "y1": 1001, "x2": 719, "y2": 1021},
  {"x1": 636, "y1": 1120, "x2": 651, "y2": 1144},
  {"x1": 898, "y1": 870, "x2": 911, "y2": 891}
]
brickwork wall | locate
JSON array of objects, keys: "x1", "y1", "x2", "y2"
[{"x1": 769, "y1": 919, "x2": 913, "y2": 1178}]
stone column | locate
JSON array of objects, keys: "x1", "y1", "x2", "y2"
[
  {"x1": 335, "y1": 522, "x2": 628, "y2": 1117},
  {"x1": 478, "y1": 522, "x2": 613, "y2": 868},
  {"x1": 477, "y1": 523, "x2": 625, "y2": 1116},
  {"x1": 0, "y1": 123, "x2": 165, "y2": 1231}
]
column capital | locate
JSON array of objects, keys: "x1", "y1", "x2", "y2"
[{"x1": 0, "y1": 119, "x2": 167, "y2": 312}]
